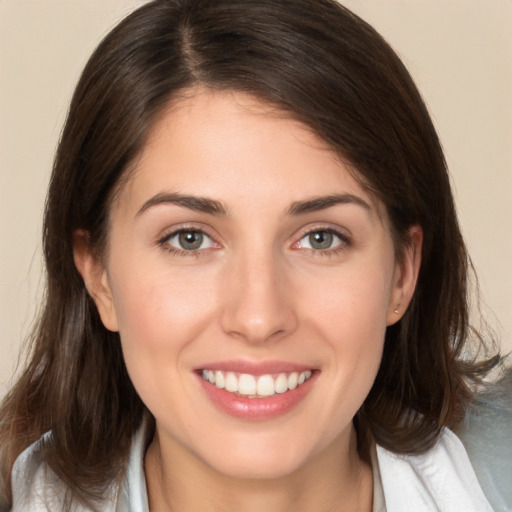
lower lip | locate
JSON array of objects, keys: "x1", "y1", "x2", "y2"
[{"x1": 197, "y1": 373, "x2": 317, "y2": 421}]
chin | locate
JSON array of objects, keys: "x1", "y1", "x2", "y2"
[
  {"x1": 211, "y1": 454, "x2": 308, "y2": 481},
  {"x1": 196, "y1": 431, "x2": 324, "y2": 481}
]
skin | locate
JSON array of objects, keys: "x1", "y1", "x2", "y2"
[{"x1": 74, "y1": 89, "x2": 422, "y2": 511}]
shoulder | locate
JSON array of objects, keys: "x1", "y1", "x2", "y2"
[
  {"x1": 457, "y1": 372, "x2": 512, "y2": 512},
  {"x1": 376, "y1": 429, "x2": 494, "y2": 512},
  {"x1": 10, "y1": 416, "x2": 152, "y2": 512},
  {"x1": 10, "y1": 432, "x2": 64, "y2": 511},
  {"x1": 10, "y1": 433, "x2": 118, "y2": 512}
]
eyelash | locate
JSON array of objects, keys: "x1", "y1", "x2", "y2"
[
  {"x1": 295, "y1": 228, "x2": 351, "y2": 257},
  {"x1": 157, "y1": 226, "x2": 351, "y2": 258},
  {"x1": 157, "y1": 227, "x2": 217, "y2": 258}
]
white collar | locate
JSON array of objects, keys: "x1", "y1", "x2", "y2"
[{"x1": 375, "y1": 428, "x2": 494, "y2": 512}]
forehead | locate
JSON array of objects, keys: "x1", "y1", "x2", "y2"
[{"x1": 113, "y1": 88, "x2": 381, "y2": 218}]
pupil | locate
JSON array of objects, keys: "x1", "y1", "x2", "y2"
[
  {"x1": 179, "y1": 231, "x2": 203, "y2": 250},
  {"x1": 309, "y1": 231, "x2": 333, "y2": 249}
]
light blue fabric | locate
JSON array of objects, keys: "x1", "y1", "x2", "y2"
[
  {"x1": 115, "y1": 416, "x2": 151, "y2": 512},
  {"x1": 457, "y1": 371, "x2": 512, "y2": 512}
]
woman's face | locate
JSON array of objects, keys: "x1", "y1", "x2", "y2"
[{"x1": 80, "y1": 89, "x2": 420, "y2": 479}]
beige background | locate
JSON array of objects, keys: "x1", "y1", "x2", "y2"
[{"x1": 1, "y1": 1, "x2": 511, "y2": 395}]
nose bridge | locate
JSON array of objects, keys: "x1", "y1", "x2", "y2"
[{"x1": 220, "y1": 242, "x2": 297, "y2": 344}]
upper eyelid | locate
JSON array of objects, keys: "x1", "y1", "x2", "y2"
[
  {"x1": 158, "y1": 224, "x2": 217, "y2": 242},
  {"x1": 295, "y1": 224, "x2": 351, "y2": 240},
  {"x1": 297, "y1": 229, "x2": 348, "y2": 245},
  {"x1": 156, "y1": 223, "x2": 351, "y2": 247}
]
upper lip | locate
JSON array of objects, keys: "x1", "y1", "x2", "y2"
[{"x1": 194, "y1": 360, "x2": 316, "y2": 376}]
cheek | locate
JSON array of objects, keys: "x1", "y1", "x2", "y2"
[
  {"x1": 320, "y1": 276, "x2": 388, "y2": 377},
  {"x1": 304, "y1": 262, "x2": 393, "y2": 342},
  {"x1": 110, "y1": 261, "x2": 217, "y2": 344},
  {"x1": 300, "y1": 263, "x2": 392, "y2": 410},
  {"x1": 106, "y1": 257, "x2": 220, "y2": 398}
]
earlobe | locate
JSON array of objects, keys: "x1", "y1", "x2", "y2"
[
  {"x1": 72, "y1": 229, "x2": 119, "y2": 332},
  {"x1": 387, "y1": 225, "x2": 423, "y2": 326}
]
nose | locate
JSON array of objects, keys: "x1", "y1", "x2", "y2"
[{"x1": 219, "y1": 249, "x2": 298, "y2": 344}]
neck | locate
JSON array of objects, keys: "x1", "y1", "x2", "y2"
[{"x1": 145, "y1": 427, "x2": 373, "y2": 512}]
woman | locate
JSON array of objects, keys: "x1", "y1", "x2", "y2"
[{"x1": 0, "y1": 0, "x2": 502, "y2": 510}]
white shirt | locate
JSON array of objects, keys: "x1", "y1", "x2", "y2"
[{"x1": 10, "y1": 422, "x2": 494, "y2": 512}]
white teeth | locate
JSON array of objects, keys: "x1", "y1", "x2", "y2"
[
  {"x1": 238, "y1": 374, "x2": 257, "y2": 396},
  {"x1": 214, "y1": 370, "x2": 225, "y2": 389},
  {"x1": 274, "y1": 373, "x2": 288, "y2": 394},
  {"x1": 225, "y1": 372, "x2": 238, "y2": 392},
  {"x1": 201, "y1": 369, "x2": 313, "y2": 397},
  {"x1": 288, "y1": 372, "x2": 298, "y2": 390},
  {"x1": 256, "y1": 375, "x2": 275, "y2": 397}
]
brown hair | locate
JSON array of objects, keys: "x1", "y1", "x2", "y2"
[{"x1": 0, "y1": 0, "x2": 499, "y2": 507}]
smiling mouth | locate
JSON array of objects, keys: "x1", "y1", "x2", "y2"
[{"x1": 200, "y1": 369, "x2": 314, "y2": 398}]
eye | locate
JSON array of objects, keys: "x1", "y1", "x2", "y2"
[
  {"x1": 296, "y1": 229, "x2": 346, "y2": 251},
  {"x1": 162, "y1": 229, "x2": 215, "y2": 251}
]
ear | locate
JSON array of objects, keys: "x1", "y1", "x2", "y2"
[
  {"x1": 73, "y1": 229, "x2": 119, "y2": 332},
  {"x1": 387, "y1": 225, "x2": 423, "y2": 326}
]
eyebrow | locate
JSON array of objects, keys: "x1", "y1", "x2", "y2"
[
  {"x1": 136, "y1": 192, "x2": 227, "y2": 217},
  {"x1": 136, "y1": 191, "x2": 372, "y2": 218},
  {"x1": 287, "y1": 194, "x2": 373, "y2": 215}
]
